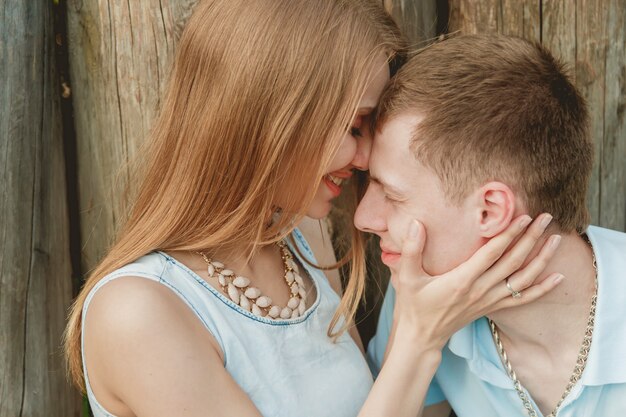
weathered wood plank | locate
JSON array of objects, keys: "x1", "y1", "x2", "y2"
[
  {"x1": 541, "y1": 1, "x2": 576, "y2": 64},
  {"x1": 0, "y1": 2, "x2": 80, "y2": 416},
  {"x1": 384, "y1": 0, "x2": 438, "y2": 45},
  {"x1": 67, "y1": 0, "x2": 198, "y2": 271},
  {"x1": 448, "y1": 0, "x2": 540, "y2": 40},
  {"x1": 600, "y1": 0, "x2": 626, "y2": 230},
  {"x1": 574, "y1": 0, "x2": 608, "y2": 228},
  {"x1": 549, "y1": 0, "x2": 626, "y2": 231}
]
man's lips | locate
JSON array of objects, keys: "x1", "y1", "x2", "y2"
[{"x1": 380, "y1": 244, "x2": 401, "y2": 265}]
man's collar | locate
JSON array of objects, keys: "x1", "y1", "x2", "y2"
[
  {"x1": 580, "y1": 225, "x2": 626, "y2": 386},
  {"x1": 446, "y1": 318, "x2": 515, "y2": 389}
]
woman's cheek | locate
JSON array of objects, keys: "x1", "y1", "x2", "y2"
[{"x1": 330, "y1": 134, "x2": 358, "y2": 171}]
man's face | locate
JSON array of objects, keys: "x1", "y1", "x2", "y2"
[{"x1": 354, "y1": 113, "x2": 482, "y2": 277}]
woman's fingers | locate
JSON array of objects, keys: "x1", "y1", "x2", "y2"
[
  {"x1": 396, "y1": 220, "x2": 427, "y2": 288},
  {"x1": 493, "y1": 272, "x2": 565, "y2": 310},
  {"x1": 449, "y1": 214, "x2": 533, "y2": 283},
  {"x1": 504, "y1": 234, "x2": 561, "y2": 293},
  {"x1": 482, "y1": 213, "x2": 554, "y2": 288}
]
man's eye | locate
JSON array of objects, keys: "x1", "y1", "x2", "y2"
[
  {"x1": 384, "y1": 194, "x2": 399, "y2": 203},
  {"x1": 350, "y1": 127, "x2": 363, "y2": 138}
]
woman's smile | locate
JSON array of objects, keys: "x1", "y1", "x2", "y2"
[{"x1": 323, "y1": 170, "x2": 353, "y2": 197}]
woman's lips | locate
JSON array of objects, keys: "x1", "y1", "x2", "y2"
[
  {"x1": 329, "y1": 170, "x2": 353, "y2": 179},
  {"x1": 323, "y1": 171, "x2": 352, "y2": 197},
  {"x1": 323, "y1": 175, "x2": 342, "y2": 197}
]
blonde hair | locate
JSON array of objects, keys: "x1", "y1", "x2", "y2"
[{"x1": 65, "y1": 0, "x2": 403, "y2": 391}]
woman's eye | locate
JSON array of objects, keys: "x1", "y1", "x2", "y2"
[{"x1": 350, "y1": 127, "x2": 363, "y2": 137}]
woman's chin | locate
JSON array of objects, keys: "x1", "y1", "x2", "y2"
[{"x1": 305, "y1": 200, "x2": 333, "y2": 219}]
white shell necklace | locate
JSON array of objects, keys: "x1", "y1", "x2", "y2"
[{"x1": 198, "y1": 241, "x2": 307, "y2": 320}]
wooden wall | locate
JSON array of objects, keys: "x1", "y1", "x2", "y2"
[
  {"x1": 0, "y1": 1, "x2": 80, "y2": 416},
  {"x1": 66, "y1": 0, "x2": 198, "y2": 272}
]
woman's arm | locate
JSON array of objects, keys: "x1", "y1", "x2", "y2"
[{"x1": 358, "y1": 214, "x2": 563, "y2": 417}]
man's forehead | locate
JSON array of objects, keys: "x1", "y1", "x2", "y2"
[
  {"x1": 370, "y1": 125, "x2": 417, "y2": 194},
  {"x1": 371, "y1": 113, "x2": 421, "y2": 166}
]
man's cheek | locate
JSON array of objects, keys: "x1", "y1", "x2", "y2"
[{"x1": 393, "y1": 214, "x2": 422, "y2": 248}]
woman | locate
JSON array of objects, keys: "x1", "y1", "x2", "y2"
[{"x1": 64, "y1": 1, "x2": 563, "y2": 416}]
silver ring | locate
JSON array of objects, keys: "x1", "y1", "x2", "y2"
[{"x1": 506, "y1": 278, "x2": 522, "y2": 298}]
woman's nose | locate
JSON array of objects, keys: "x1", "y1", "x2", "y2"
[{"x1": 351, "y1": 129, "x2": 372, "y2": 171}]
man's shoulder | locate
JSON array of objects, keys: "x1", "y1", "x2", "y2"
[
  {"x1": 579, "y1": 226, "x2": 626, "y2": 387},
  {"x1": 588, "y1": 224, "x2": 626, "y2": 242},
  {"x1": 587, "y1": 225, "x2": 626, "y2": 266}
]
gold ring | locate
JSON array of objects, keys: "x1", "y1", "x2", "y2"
[{"x1": 506, "y1": 278, "x2": 522, "y2": 298}]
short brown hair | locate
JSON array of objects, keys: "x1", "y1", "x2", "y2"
[{"x1": 376, "y1": 34, "x2": 593, "y2": 232}]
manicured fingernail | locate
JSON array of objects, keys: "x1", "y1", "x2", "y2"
[
  {"x1": 550, "y1": 235, "x2": 562, "y2": 249},
  {"x1": 408, "y1": 220, "x2": 419, "y2": 238},
  {"x1": 519, "y1": 215, "x2": 532, "y2": 229},
  {"x1": 554, "y1": 274, "x2": 565, "y2": 284},
  {"x1": 540, "y1": 214, "x2": 553, "y2": 229}
]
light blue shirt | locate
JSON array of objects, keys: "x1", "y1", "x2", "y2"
[
  {"x1": 368, "y1": 225, "x2": 626, "y2": 417},
  {"x1": 82, "y1": 228, "x2": 373, "y2": 417}
]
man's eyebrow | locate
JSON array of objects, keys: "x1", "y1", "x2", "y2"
[{"x1": 368, "y1": 174, "x2": 405, "y2": 196}]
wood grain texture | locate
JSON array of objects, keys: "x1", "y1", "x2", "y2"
[
  {"x1": 384, "y1": 0, "x2": 438, "y2": 45},
  {"x1": 448, "y1": 0, "x2": 626, "y2": 231},
  {"x1": 543, "y1": 0, "x2": 625, "y2": 230},
  {"x1": 601, "y1": 0, "x2": 626, "y2": 229},
  {"x1": 575, "y1": 0, "x2": 609, "y2": 228},
  {"x1": 0, "y1": 2, "x2": 80, "y2": 416},
  {"x1": 448, "y1": 0, "x2": 540, "y2": 40},
  {"x1": 67, "y1": 0, "x2": 198, "y2": 270}
]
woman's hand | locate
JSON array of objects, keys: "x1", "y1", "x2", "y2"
[{"x1": 391, "y1": 213, "x2": 562, "y2": 353}]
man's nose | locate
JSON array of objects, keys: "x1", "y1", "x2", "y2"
[{"x1": 354, "y1": 183, "x2": 386, "y2": 233}]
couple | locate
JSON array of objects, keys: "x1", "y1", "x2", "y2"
[{"x1": 63, "y1": 1, "x2": 626, "y2": 416}]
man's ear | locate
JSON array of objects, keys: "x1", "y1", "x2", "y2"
[{"x1": 476, "y1": 182, "x2": 516, "y2": 238}]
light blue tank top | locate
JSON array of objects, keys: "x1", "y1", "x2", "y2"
[{"x1": 81, "y1": 229, "x2": 373, "y2": 417}]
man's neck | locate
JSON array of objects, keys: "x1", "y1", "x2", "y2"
[{"x1": 487, "y1": 231, "x2": 597, "y2": 356}]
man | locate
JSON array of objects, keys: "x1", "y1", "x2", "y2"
[{"x1": 356, "y1": 35, "x2": 626, "y2": 417}]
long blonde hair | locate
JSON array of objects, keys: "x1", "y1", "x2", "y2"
[{"x1": 65, "y1": 0, "x2": 403, "y2": 390}]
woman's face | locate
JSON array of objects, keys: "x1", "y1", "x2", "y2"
[{"x1": 306, "y1": 54, "x2": 390, "y2": 219}]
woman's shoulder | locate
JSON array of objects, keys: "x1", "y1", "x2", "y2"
[
  {"x1": 82, "y1": 251, "x2": 224, "y2": 355},
  {"x1": 81, "y1": 252, "x2": 200, "y2": 362},
  {"x1": 98, "y1": 251, "x2": 169, "y2": 284},
  {"x1": 82, "y1": 273, "x2": 227, "y2": 416},
  {"x1": 84, "y1": 273, "x2": 195, "y2": 338},
  {"x1": 81, "y1": 251, "x2": 171, "y2": 315}
]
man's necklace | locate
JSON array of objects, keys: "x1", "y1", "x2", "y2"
[{"x1": 489, "y1": 236, "x2": 598, "y2": 417}]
